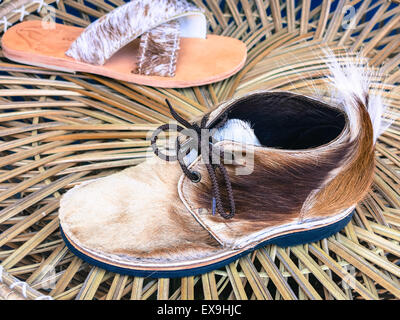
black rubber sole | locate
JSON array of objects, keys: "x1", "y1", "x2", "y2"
[{"x1": 60, "y1": 210, "x2": 353, "y2": 278}]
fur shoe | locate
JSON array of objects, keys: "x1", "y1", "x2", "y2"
[{"x1": 59, "y1": 58, "x2": 392, "y2": 277}]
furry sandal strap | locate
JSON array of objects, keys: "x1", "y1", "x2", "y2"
[
  {"x1": 1, "y1": 1, "x2": 247, "y2": 87},
  {"x1": 134, "y1": 21, "x2": 181, "y2": 77},
  {"x1": 66, "y1": 0, "x2": 206, "y2": 77}
]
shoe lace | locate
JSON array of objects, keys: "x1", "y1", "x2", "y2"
[{"x1": 151, "y1": 99, "x2": 236, "y2": 219}]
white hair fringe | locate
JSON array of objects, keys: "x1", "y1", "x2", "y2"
[{"x1": 323, "y1": 49, "x2": 396, "y2": 144}]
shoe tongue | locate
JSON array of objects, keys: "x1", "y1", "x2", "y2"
[
  {"x1": 213, "y1": 119, "x2": 261, "y2": 146},
  {"x1": 184, "y1": 119, "x2": 261, "y2": 165}
]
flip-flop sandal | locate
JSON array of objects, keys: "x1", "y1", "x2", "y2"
[
  {"x1": 59, "y1": 59, "x2": 389, "y2": 278},
  {"x1": 1, "y1": 0, "x2": 247, "y2": 88}
]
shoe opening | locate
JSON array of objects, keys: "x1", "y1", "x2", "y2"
[{"x1": 225, "y1": 91, "x2": 346, "y2": 149}]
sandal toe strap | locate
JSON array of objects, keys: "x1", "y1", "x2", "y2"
[{"x1": 65, "y1": 0, "x2": 206, "y2": 77}]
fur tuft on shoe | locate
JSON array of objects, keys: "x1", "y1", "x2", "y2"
[{"x1": 325, "y1": 52, "x2": 394, "y2": 143}]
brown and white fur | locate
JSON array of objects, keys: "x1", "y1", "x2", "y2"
[
  {"x1": 301, "y1": 56, "x2": 393, "y2": 219},
  {"x1": 178, "y1": 55, "x2": 394, "y2": 246},
  {"x1": 65, "y1": 0, "x2": 205, "y2": 77},
  {"x1": 134, "y1": 20, "x2": 181, "y2": 77}
]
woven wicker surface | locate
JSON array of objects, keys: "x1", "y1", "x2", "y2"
[{"x1": 0, "y1": 0, "x2": 399, "y2": 300}]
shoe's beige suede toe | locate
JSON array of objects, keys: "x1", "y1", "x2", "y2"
[{"x1": 59, "y1": 156, "x2": 222, "y2": 267}]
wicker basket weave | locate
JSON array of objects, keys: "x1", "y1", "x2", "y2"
[{"x1": 0, "y1": 0, "x2": 399, "y2": 300}]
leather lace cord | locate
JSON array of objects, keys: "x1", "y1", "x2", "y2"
[{"x1": 151, "y1": 99, "x2": 236, "y2": 219}]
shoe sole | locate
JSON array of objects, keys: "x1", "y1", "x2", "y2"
[{"x1": 60, "y1": 210, "x2": 353, "y2": 278}]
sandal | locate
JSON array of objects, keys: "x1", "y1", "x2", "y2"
[{"x1": 1, "y1": 0, "x2": 247, "y2": 88}]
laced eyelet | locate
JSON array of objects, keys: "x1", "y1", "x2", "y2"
[
  {"x1": 152, "y1": 99, "x2": 235, "y2": 219},
  {"x1": 191, "y1": 171, "x2": 201, "y2": 183}
]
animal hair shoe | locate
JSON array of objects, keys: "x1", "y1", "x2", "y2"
[{"x1": 59, "y1": 58, "x2": 393, "y2": 278}]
